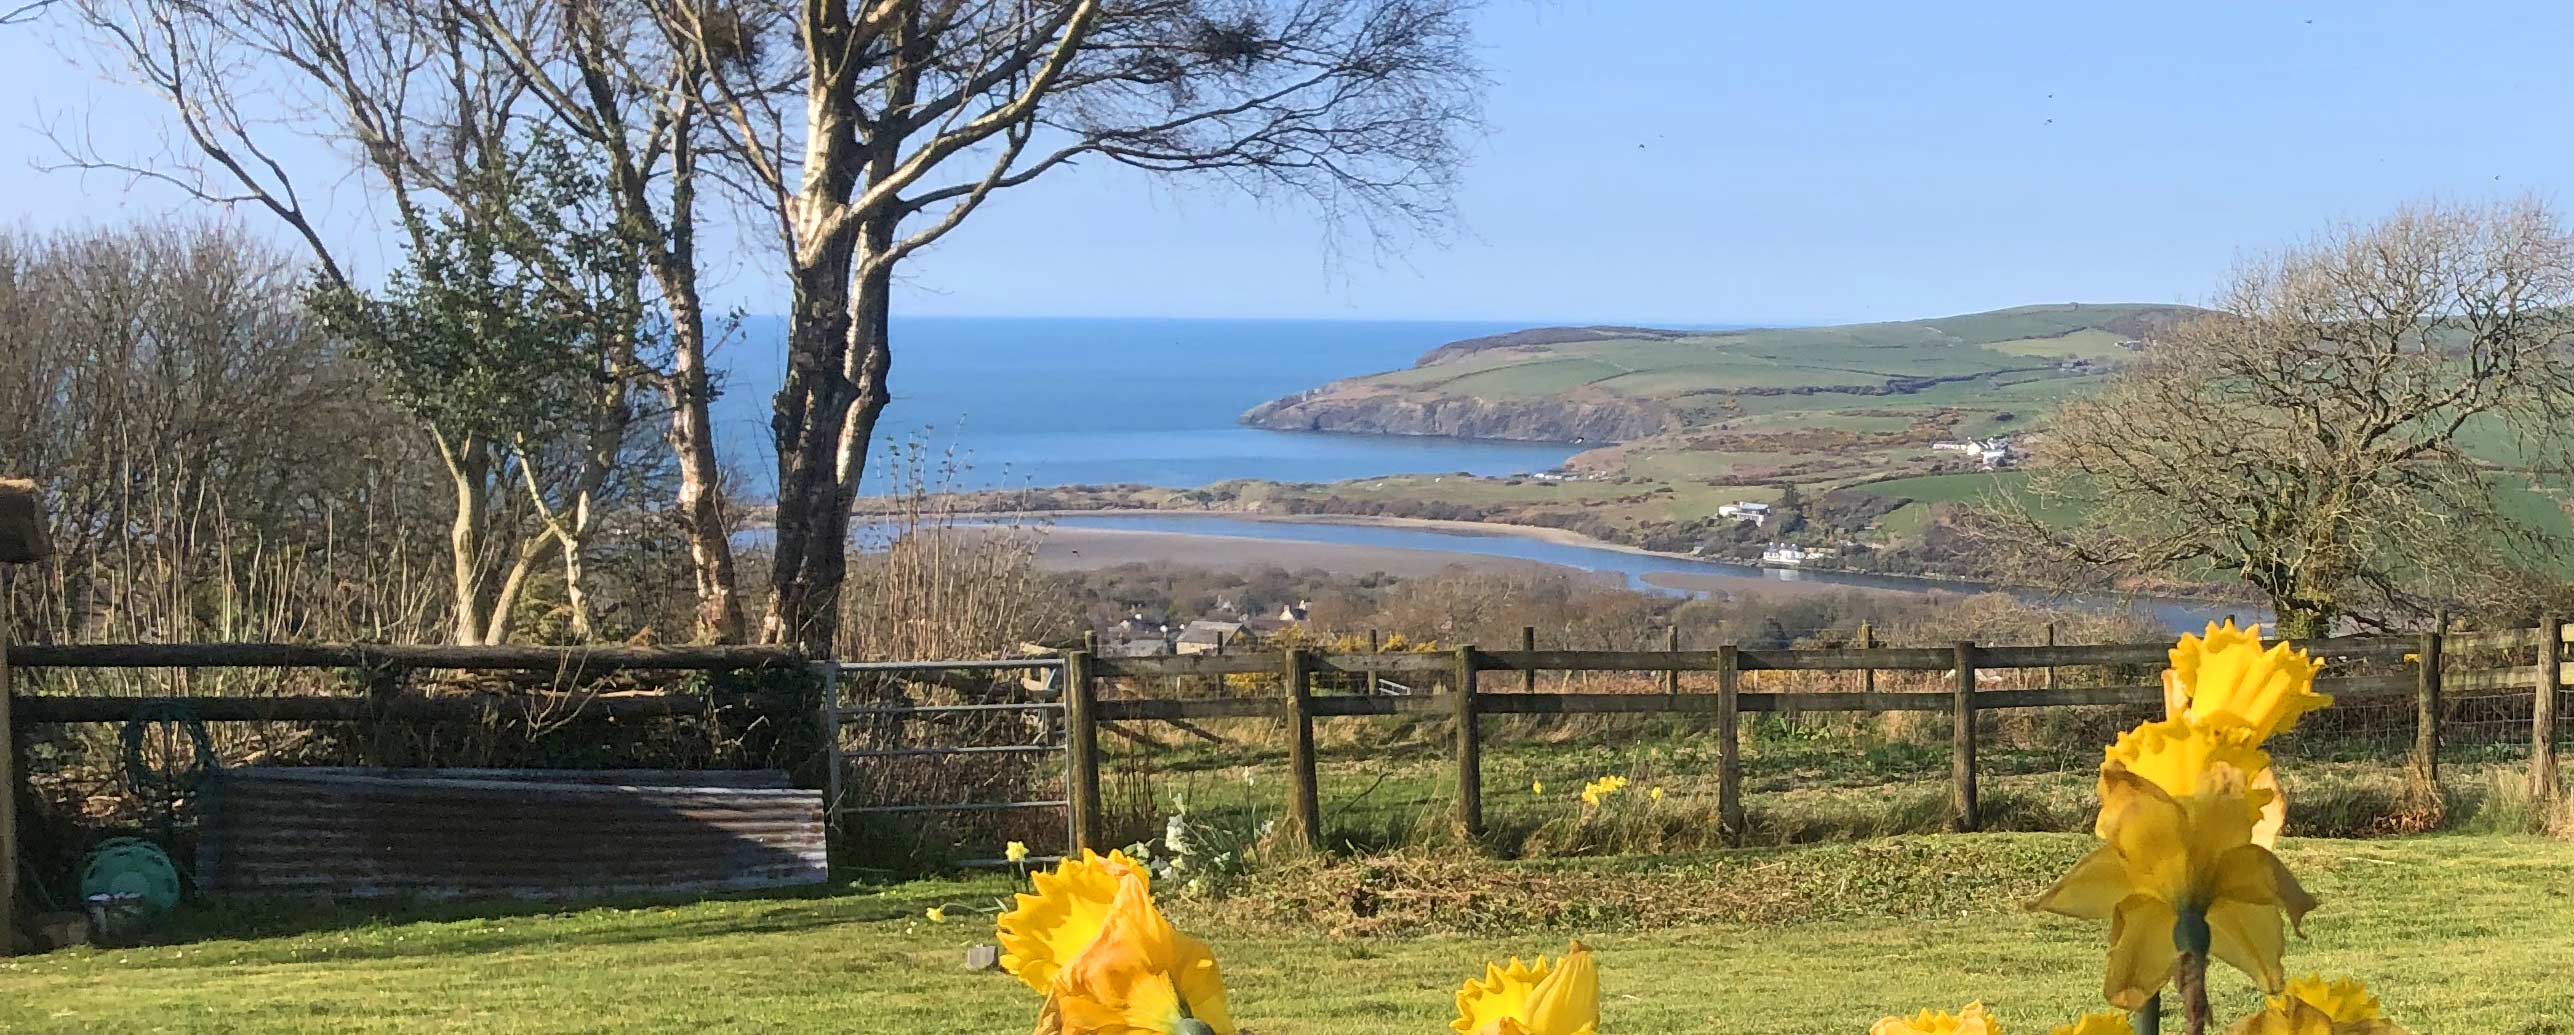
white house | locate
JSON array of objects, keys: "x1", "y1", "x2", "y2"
[{"x1": 1716, "y1": 501, "x2": 1772, "y2": 526}]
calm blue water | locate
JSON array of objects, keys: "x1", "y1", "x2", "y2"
[
  {"x1": 1036, "y1": 513, "x2": 2258, "y2": 630},
  {"x1": 710, "y1": 316, "x2": 1581, "y2": 493}
]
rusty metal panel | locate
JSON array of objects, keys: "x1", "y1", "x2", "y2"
[{"x1": 199, "y1": 768, "x2": 827, "y2": 900}]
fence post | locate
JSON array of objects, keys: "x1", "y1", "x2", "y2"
[
  {"x1": 2413, "y1": 628, "x2": 2443, "y2": 793},
  {"x1": 1282, "y1": 648, "x2": 1322, "y2": 851},
  {"x1": 816, "y1": 662, "x2": 843, "y2": 856},
  {"x1": 1366, "y1": 629, "x2": 1382, "y2": 696},
  {"x1": 2539, "y1": 616, "x2": 2563, "y2": 804},
  {"x1": 1664, "y1": 625, "x2": 1681, "y2": 695},
  {"x1": 1452, "y1": 645, "x2": 1483, "y2": 840},
  {"x1": 1716, "y1": 644, "x2": 1744, "y2": 842},
  {"x1": 1951, "y1": 640, "x2": 1980, "y2": 832},
  {"x1": 2044, "y1": 622, "x2": 2058, "y2": 690},
  {"x1": 362, "y1": 664, "x2": 408, "y2": 767},
  {"x1": 1062, "y1": 650, "x2": 1102, "y2": 853},
  {"x1": 1, "y1": 626, "x2": 16, "y2": 957},
  {"x1": 1858, "y1": 621, "x2": 1875, "y2": 695},
  {"x1": 1521, "y1": 626, "x2": 1537, "y2": 693}
]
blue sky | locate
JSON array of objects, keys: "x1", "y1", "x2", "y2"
[{"x1": 4, "y1": 1, "x2": 2569, "y2": 325}]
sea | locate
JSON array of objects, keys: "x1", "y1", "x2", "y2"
[{"x1": 709, "y1": 315, "x2": 1581, "y2": 494}]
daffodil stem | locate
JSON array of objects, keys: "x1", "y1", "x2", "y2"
[
  {"x1": 2175, "y1": 909, "x2": 2214, "y2": 1035},
  {"x1": 2131, "y1": 994, "x2": 2161, "y2": 1035}
]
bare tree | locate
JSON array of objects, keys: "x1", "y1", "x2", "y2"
[
  {"x1": 0, "y1": 223, "x2": 450, "y2": 647},
  {"x1": 1977, "y1": 199, "x2": 2574, "y2": 636},
  {"x1": 63, "y1": 0, "x2": 667, "y2": 643},
  {"x1": 447, "y1": 0, "x2": 749, "y2": 642},
  {"x1": 670, "y1": 0, "x2": 1483, "y2": 651}
]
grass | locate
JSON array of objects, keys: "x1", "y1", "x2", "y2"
[{"x1": 6, "y1": 833, "x2": 2569, "y2": 1033}]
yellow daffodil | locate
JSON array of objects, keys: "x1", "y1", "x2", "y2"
[
  {"x1": 926, "y1": 906, "x2": 949, "y2": 924},
  {"x1": 998, "y1": 849, "x2": 1150, "y2": 993},
  {"x1": 1045, "y1": 868, "x2": 1235, "y2": 1035},
  {"x1": 1533, "y1": 779, "x2": 1545, "y2": 795},
  {"x1": 1578, "y1": 776, "x2": 1628, "y2": 807},
  {"x1": 2052, "y1": 1012, "x2": 2129, "y2": 1035},
  {"x1": 2032, "y1": 761, "x2": 2316, "y2": 1008},
  {"x1": 1870, "y1": 1001, "x2": 2000, "y2": 1035},
  {"x1": 1648, "y1": 786, "x2": 1665, "y2": 802},
  {"x1": 2105, "y1": 717, "x2": 2288, "y2": 847},
  {"x1": 1451, "y1": 942, "x2": 1599, "y2": 1035},
  {"x1": 2163, "y1": 621, "x2": 2328, "y2": 745},
  {"x1": 2224, "y1": 976, "x2": 2409, "y2": 1035},
  {"x1": 1007, "y1": 841, "x2": 1032, "y2": 863}
]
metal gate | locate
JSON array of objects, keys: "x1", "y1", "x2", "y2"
[{"x1": 819, "y1": 658, "x2": 1072, "y2": 866}]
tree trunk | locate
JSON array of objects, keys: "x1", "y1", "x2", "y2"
[
  {"x1": 762, "y1": 245, "x2": 859, "y2": 653},
  {"x1": 647, "y1": 120, "x2": 745, "y2": 644},
  {"x1": 438, "y1": 432, "x2": 492, "y2": 645},
  {"x1": 662, "y1": 284, "x2": 743, "y2": 643}
]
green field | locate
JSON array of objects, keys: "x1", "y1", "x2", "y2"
[
  {"x1": 1229, "y1": 304, "x2": 2198, "y2": 550},
  {"x1": 5, "y1": 833, "x2": 2564, "y2": 1034}
]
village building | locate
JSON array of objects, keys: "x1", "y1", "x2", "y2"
[
  {"x1": 1174, "y1": 620, "x2": 1245, "y2": 655},
  {"x1": 1716, "y1": 501, "x2": 1771, "y2": 526}
]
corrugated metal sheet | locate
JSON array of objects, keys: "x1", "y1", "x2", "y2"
[{"x1": 200, "y1": 768, "x2": 827, "y2": 900}]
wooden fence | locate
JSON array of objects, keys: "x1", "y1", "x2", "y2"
[
  {"x1": 0, "y1": 642, "x2": 807, "y2": 954},
  {"x1": 1057, "y1": 624, "x2": 2572, "y2": 852}
]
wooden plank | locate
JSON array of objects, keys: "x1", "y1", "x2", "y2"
[
  {"x1": 1715, "y1": 645, "x2": 1743, "y2": 840},
  {"x1": 2443, "y1": 666, "x2": 2540, "y2": 693},
  {"x1": 1663, "y1": 626, "x2": 1682, "y2": 694},
  {"x1": 1472, "y1": 649, "x2": 1725, "y2": 672},
  {"x1": 1979, "y1": 686, "x2": 2162, "y2": 709},
  {"x1": 2314, "y1": 674, "x2": 2421, "y2": 699},
  {"x1": 2294, "y1": 635, "x2": 2425, "y2": 661},
  {"x1": 14, "y1": 690, "x2": 722, "y2": 724},
  {"x1": 2539, "y1": 617, "x2": 2562, "y2": 804},
  {"x1": 1092, "y1": 653, "x2": 1277, "y2": 678},
  {"x1": 1062, "y1": 650, "x2": 1102, "y2": 853},
  {"x1": 1951, "y1": 642, "x2": 1979, "y2": 833},
  {"x1": 1453, "y1": 646, "x2": 1482, "y2": 840},
  {"x1": 7, "y1": 642, "x2": 803, "y2": 672},
  {"x1": 1737, "y1": 647, "x2": 1956, "y2": 671},
  {"x1": 1744, "y1": 691, "x2": 1954, "y2": 712},
  {"x1": 1308, "y1": 694, "x2": 1454, "y2": 717},
  {"x1": 1311, "y1": 652, "x2": 1457, "y2": 675},
  {"x1": 1092, "y1": 698, "x2": 1280, "y2": 721},
  {"x1": 2447, "y1": 627, "x2": 2545, "y2": 651},
  {"x1": 0, "y1": 622, "x2": 15, "y2": 956},
  {"x1": 1479, "y1": 693, "x2": 1717, "y2": 715},
  {"x1": 2414, "y1": 631, "x2": 2443, "y2": 789},
  {"x1": 1976, "y1": 643, "x2": 2171, "y2": 668},
  {"x1": 1282, "y1": 649, "x2": 1321, "y2": 850}
]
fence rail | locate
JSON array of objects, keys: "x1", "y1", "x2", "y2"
[
  {"x1": 4, "y1": 623, "x2": 2569, "y2": 907},
  {"x1": 1062, "y1": 624, "x2": 2571, "y2": 852}
]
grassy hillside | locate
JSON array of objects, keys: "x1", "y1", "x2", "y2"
[
  {"x1": 1228, "y1": 303, "x2": 2204, "y2": 557},
  {"x1": 1353, "y1": 303, "x2": 2190, "y2": 410}
]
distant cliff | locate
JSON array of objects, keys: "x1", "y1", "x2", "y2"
[
  {"x1": 1239, "y1": 305, "x2": 2209, "y2": 447},
  {"x1": 1240, "y1": 385, "x2": 1675, "y2": 443}
]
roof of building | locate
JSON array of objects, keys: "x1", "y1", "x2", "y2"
[{"x1": 1175, "y1": 620, "x2": 1243, "y2": 645}]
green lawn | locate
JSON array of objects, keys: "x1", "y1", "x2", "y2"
[{"x1": 4, "y1": 833, "x2": 2566, "y2": 1033}]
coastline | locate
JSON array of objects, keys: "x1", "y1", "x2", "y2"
[
  {"x1": 950, "y1": 507, "x2": 2258, "y2": 610},
  {"x1": 1011, "y1": 521, "x2": 1600, "y2": 581}
]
